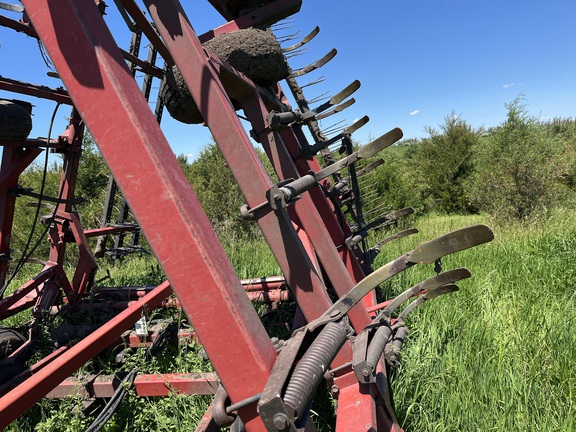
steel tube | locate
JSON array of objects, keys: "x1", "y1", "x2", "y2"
[
  {"x1": 0, "y1": 282, "x2": 172, "y2": 428},
  {"x1": 22, "y1": 1, "x2": 278, "y2": 430}
]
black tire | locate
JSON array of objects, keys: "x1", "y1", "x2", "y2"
[
  {"x1": 0, "y1": 327, "x2": 27, "y2": 360},
  {"x1": 0, "y1": 99, "x2": 32, "y2": 143},
  {"x1": 0, "y1": 359, "x2": 26, "y2": 387}
]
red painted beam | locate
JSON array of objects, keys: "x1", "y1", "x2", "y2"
[
  {"x1": 46, "y1": 373, "x2": 219, "y2": 398},
  {"x1": 0, "y1": 282, "x2": 173, "y2": 428},
  {"x1": 144, "y1": 0, "x2": 346, "y2": 328},
  {"x1": 0, "y1": 76, "x2": 72, "y2": 105},
  {"x1": 22, "y1": 1, "x2": 277, "y2": 430}
]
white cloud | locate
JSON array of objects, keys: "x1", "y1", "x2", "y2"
[
  {"x1": 503, "y1": 83, "x2": 515, "y2": 88},
  {"x1": 409, "y1": 110, "x2": 420, "y2": 116}
]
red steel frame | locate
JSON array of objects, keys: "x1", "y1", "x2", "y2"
[{"x1": 0, "y1": 0, "x2": 402, "y2": 430}]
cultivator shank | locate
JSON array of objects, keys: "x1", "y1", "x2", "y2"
[{"x1": 0, "y1": 1, "x2": 493, "y2": 430}]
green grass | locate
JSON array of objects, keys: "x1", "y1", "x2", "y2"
[
  {"x1": 6, "y1": 212, "x2": 576, "y2": 431},
  {"x1": 376, "y1": 211, "x2": 576, "y2": 431}
]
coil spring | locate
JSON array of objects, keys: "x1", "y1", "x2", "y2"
[
  {"x1": 283, "y1": 322, "x2": 348, "y2": 421},
  {"x1": 365, "y1": 325, "x2": 393, "y2": 371},
  {"x1": 385, "y1": 325, "x2": 409, "y2": 366}
]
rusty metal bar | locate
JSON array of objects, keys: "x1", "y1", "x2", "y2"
[
  {"x1": 0, "y1": 76, "x2": 72, "y2": 105},
  {"x1": 0, "y1": 14, "x2": 38, "y2": 37},
  {"x1": 21, "y1": 1, "x2": 278, "y2": 430},
  {"x1": 46, "y1": 372, "x2": 219, "y2": 398},
  {"x1": 0, "y1": 282, "x2": 173, "y2": 428}
]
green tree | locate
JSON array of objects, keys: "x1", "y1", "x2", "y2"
[
  {"x1": 365, "y1": 144, "x2": 422, "y2": 214},
  {"x1": 414, "y1": 113, "x2": 480, "y2": 214},
  {"x1": 180, "y1": 143, "x2": 257, "y2": 237},
  {"x1": 467, "y1": 97, "x2": 563, "y2": 221}
]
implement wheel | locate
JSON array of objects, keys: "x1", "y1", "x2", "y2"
[{"x1": 0, "y1": 327, "x2": 27, "y2": 360}]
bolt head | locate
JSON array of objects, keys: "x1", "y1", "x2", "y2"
[{"x1": 273, "y1": 413, "x2": 290, "y2": 431}]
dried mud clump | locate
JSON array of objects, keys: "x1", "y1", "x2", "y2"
[
  {"x1": 204, "y1": 28, "x2": 288, "y2": 87},
  {"x1": 160, "y1": 28, "x2": 287, "y2": 124},
  {"x1": 159, "y1": 66, "x2": 205, "y2": 125}
]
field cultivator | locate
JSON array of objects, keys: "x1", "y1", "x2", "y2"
[{"x1": 0, "y1": 1, "x2": 494, "y2": 430}]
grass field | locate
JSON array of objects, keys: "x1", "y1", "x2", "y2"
[
  {"x1": 6, "y1": 211, "x2": 576, "y2": 431},
  {"x1": 378, "y1": 211, "x2": 576, "y2": 431}
]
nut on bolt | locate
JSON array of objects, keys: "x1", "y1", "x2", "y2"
[{"x1": 273, "y1": 413, "x2": 290, "y2": 431}]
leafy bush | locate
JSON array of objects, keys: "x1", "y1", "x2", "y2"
[
  {"x1": 179, "y1": 143, "x2": 259, "y2": 238},
  {"x1": 413, "y1": 113, "x2": 480, "y2": 214},
  {"x1": 467, "y1": 97, "x2": 566, "y2": 221}
]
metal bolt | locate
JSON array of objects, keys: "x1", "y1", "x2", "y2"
[
  {"x1": 273, "y1": 413, "x2": 290, "y2": 431},
  {"x1": 330, "y1": 385, "x2": 339, "y2": 395},
  {"x1": 361, "y1": 368, "x2": 371, "y2": 377}
]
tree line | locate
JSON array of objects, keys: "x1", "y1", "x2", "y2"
[
  {"x1": 369, "y1": 97, "x2": 576, "y2": 222},
  {"x1": 9, "y1": 96, "x2": 576, "y2": 266}
]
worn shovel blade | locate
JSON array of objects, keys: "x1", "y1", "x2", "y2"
[
  {"x1": 385, "y1": 207, "x2": 414, "y2": 221},
  {"x1": 375, "y1": 228, "x2": 419, "y2": 248},
  {"x1": 319, "y1": 227, "x2": 490, "y2": 322},
  {"x1": 330, "y1": 80, "x2": 361, "y2": 105},
  {"x1": 305, "y1": 80, "x2": 360, "y2": 119},
  {"x1": 357, "y1": 159, "x2": 384, "y2": 177},
  {"x1": 317, "y1": 127, "x2": 402, "y2": 179},
  {"x1": 0, "y1": 2, "x2": 23, "y2": 12},
  {"x1": 289, "y1": 48, "x2": 337, "y2": 77},
  {"x1": 425, "y1": 283, "x2": 460, "y2": 300},
  {"x1": 384, "y1": 268, "x2": 471, "y2": 315},
  {"x1": 399, "y1": 284, "x2": 460, "y2": 319},
  {"x1": 357, "y1": 128, "x2": 403, "y2": 158},
  {"x1": 316, "y1": 98, "x2": 356, "y2": 121},
  {"x1": 343, "y1": 115, "x2": 369, "y2": 135},
  {"x1": 410, "y1": 224, "x2": 494, "y2": 264},
  {"x1": 283, "y1": 26, "x2": 320, "y2": 52}
]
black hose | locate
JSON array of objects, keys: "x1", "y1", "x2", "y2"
[
  {"x1": 384, "y1": 325, "x2": 409, "y2": 367},
  {"x1": 85, "y1": 368, "x2": 138, "y2": 432},
  {"x1": 0, "y1": 103, "x2": 61, "y2": 297}
]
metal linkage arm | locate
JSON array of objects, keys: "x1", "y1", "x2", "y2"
[
  {"x1": 266, "y1": 80, "x2": 360, "y2": 130},
  {"x1": 384, "y1": 283, "x2": 460, "y2": 366},
  {"x1": 242, "y1": 128, "x2": 403, "y2": 218},
  {"x1": 346, "y1": 207, "x2": 414, "y2": 248},
  {"x1": 258, "y1": 225, "x2": 493, "y2": 430},
  {"x1": 353, "y1": 270, "x2": 470, "y2": 383},
  {"x1": 302, "y1": 115, "x2": 370, "y2": 158}
]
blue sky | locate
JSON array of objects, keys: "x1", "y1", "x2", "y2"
[{"x1": 1, "y1": 0, "x2": 575, "y2": 161}]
